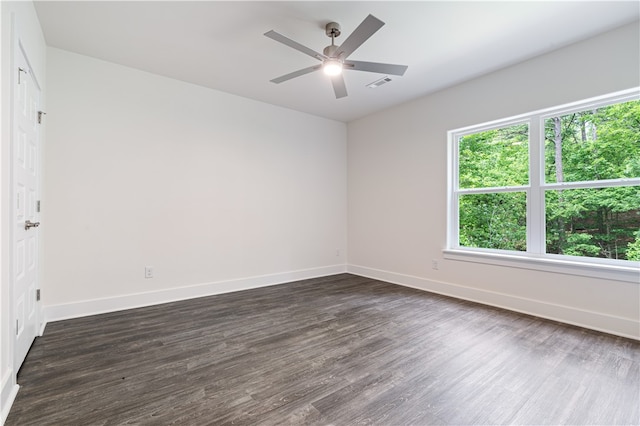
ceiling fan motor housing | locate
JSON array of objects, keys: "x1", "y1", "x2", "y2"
[{"x1": 323, "y1": 44, "x2": 340, "y2": 58}]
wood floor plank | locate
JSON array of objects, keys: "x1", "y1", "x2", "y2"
[{"x1": 6, "y1": 273, "x2": 640, "y2": 425}]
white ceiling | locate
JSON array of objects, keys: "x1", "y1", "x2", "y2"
[{"x1": 34, "y1": 1, "x2": 639, "y2": 122}]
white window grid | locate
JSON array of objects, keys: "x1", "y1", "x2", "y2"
[{"x1": 447, "y1": 88, "x2": 640, "y2": 276}]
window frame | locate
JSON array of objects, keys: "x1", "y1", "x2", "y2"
[{"x1": 446, "y1": 88, "x2": 640, "y2": 283}]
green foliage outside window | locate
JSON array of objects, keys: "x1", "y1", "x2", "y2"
[
  {"x1": 457, "y1": 99, "x2": 640, "y2": 261},
  {"x1": 458, "y1": 124, "x2": 528, "y2": 252},
  {"x1": 459, "y1": 124, "x2": 529, "y2": 189},
  {"x1": 545, "y1": 101, "x2": 640, "y2": 183},
  {"x1": 459, "y1": 192, "x2": 526, "y2": 251},
  {"x1": 544, "y1": 101, "x2": 640, "y2": 260}
]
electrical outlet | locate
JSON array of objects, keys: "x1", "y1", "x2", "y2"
[
  {"x1": 432, "y1": 259, "x2": 439, "y2": 270},
  {"x1": 145, "y1": 266, "x2": 154, "y2": 278},
  {"x1": 336, "y1": 249, "x2": 340, "y2": 257}
]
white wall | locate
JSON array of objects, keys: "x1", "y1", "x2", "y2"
[
  {"x1": 1, "y1": 1, "x2": 47, "y2": 422},
  {"x1": 347, "y1": 22, "x2": 640, "y2": 339},
  {"x1": 43, "y1": 48, "x2": 347, "y2": 319}
]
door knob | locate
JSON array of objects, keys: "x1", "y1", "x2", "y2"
[{"x1": 25, "y1": 220, "x2": 40, "y2": 230}]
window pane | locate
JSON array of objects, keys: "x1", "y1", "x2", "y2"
[
  {"x1": 459, "y1": 192, "x2": 527, "y2": 251},
  {"x1": 458, "y1": 124, "x2": 529, "y2": 189},
  {"x1": 546, "y1": 187, "x2": 640, "y2": 260},
  {"x1": 545, "y1": 99, "x2": 640, "y2": 183}
]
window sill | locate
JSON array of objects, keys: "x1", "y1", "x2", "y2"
[{"x1": 443, "y1": 249, "x2": 640, "y2": 283}]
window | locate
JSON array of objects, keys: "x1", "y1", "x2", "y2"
[{"x1": 447, "y1": 89, "x2": 640, "y2": 282}]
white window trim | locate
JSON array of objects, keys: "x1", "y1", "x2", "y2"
[{"x1": 446, "y1": 88, "x2": 640, "y2": 284}]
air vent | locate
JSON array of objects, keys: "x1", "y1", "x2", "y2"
[{"x1": 366, "y1": 76, "x2": 392, "y2": 88}]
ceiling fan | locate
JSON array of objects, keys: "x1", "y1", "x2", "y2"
[{"x1": 264, "y1": 14, "x2": 408, "y2": 99}]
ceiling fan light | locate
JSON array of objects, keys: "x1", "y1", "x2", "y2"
[{"x1": 323, "y1": 60, "x2": 343, "y2": 76}]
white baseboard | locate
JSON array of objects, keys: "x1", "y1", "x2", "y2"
[
  {"x1": 347, "y1": 264, "x2": 640, "y2": 340},
  {"x1": 1, "y1": 369, "x2": 19, "y2": 426},
  {"x1": 45, "y1": 265, "x2": 347, "y2": 323}
]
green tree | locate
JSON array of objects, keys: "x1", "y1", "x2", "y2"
[
  {"x1": 458, "y1": 124, "x2": 528, "y2": 250},
  {"x1": 545, "y1": 100, "x2": 640, "y2": 260},
  {"x1": 459, "y1": 99, "x2": 640, "y2": 260},
  {"x1": 627, "y1": 230, "x2": 640, "y2": 261}
]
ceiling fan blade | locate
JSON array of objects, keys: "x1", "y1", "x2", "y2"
[
  {"x1": 337, "y1": 14, "x2": 385, "y2": 59},
  {"x1": 264, "y1": 30, "x2": 327, "y2": 61},
  {"x1": 344, "y1": 60, "x2": 408, "y2": 76},
  {"x1": 331, "y1": 74, "x2": 348, "y2": 99},
  {"x1": 270, "y1": 64, "x2": 322, "y2": 84}
]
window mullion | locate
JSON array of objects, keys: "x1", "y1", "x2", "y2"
[
  {"x1": 528, "y1": 116, "x2": 545, "y2": 254},
  {"x1": 457, "y1": 186, "x2": 529, "y2": 195},
  {"x1": 447, "y1": 132, "x2": 460, "y2": 249}
]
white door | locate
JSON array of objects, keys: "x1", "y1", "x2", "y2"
[{"x1": 13, "y1": 44, "x2": 41, "y2": 372}]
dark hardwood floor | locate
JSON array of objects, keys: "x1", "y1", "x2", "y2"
[{"x1": 7, "y1": 274, "x2": 639, "y2": 425}]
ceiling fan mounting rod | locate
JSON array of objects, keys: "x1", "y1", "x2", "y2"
[{"x1": 324, "y1": 22, "x2": 342, "y2": 57}]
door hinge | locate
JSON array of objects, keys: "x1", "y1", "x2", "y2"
[
  {"x1": 36, "y1": 289, "x2": 41, "y2": 301},
  {"x1": 37, "y1": 200, "x2": 41, "y2": 212},
  {"x1": 18, "y1": 67, "x2": 27, "y2": 84},
  {"x1": 38, "y1": 111, "x2": 47, "y2": 124},
  {"x1": 16, "y1": 320, "x2": 19, "y2": 335}
]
